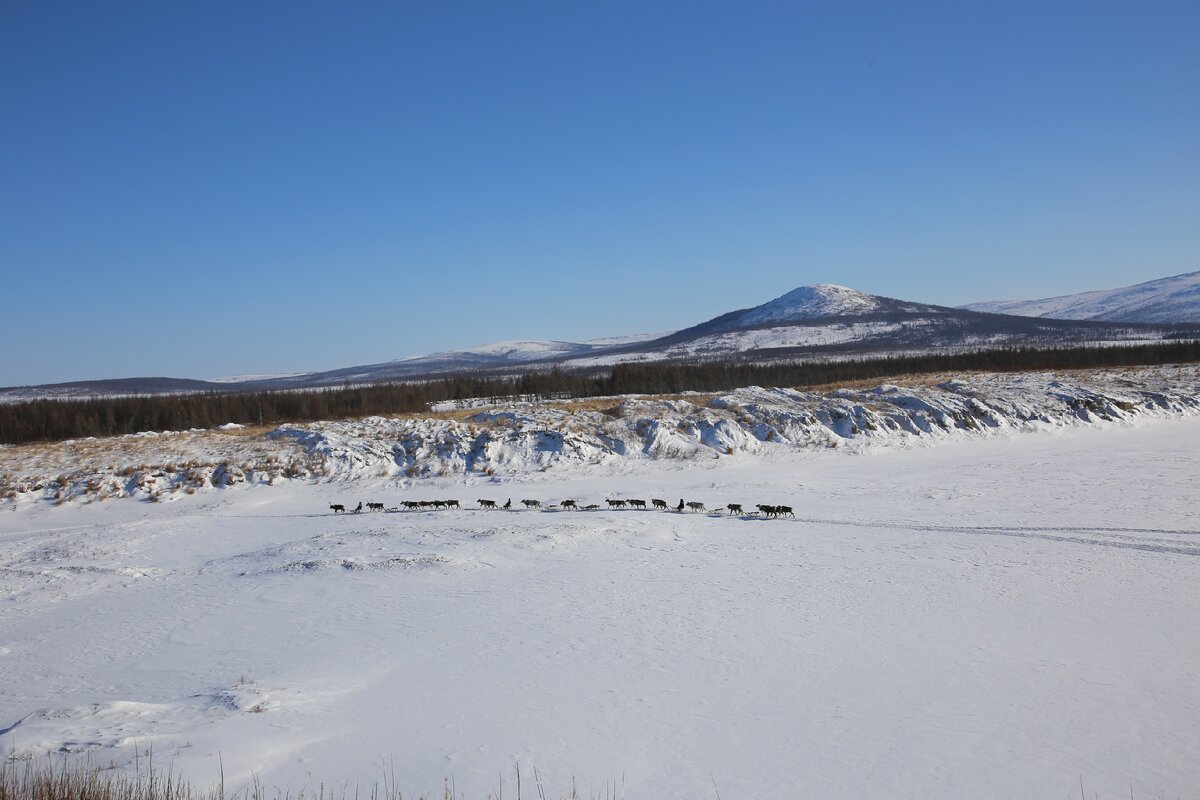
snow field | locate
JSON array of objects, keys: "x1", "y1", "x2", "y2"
[{"x1": 2, "y1": 416, "x2": 1199, "y2": 799}]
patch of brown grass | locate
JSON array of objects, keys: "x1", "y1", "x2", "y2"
[{"x1": 0, "y1": 757, "x2": 597, "y2": 800}]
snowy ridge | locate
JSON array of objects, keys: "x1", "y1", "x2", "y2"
[
  {"x1": 209, "y1": 372, "x2": 308, "y2": 383},
  {"x1": 964, "y1": 270, "x2": 1200, "y2": 323},
  {"x1": 4, "y1": 366, "x2": 1199, "y2": 506},
  {"x1": 395, "y1": 340, "x2": 594, "y2": 363}
]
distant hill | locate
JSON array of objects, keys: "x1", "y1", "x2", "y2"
[
  {"x1": 963, "y1": 271, "x2": 1200, "y2": 324},
  {"x1": 4, "y1": 282, "x2": 1198, "y2": 401}
]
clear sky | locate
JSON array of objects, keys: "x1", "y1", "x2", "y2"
[{"x1": 2, "y1": 1, "x2": 1198, "y2": 386}]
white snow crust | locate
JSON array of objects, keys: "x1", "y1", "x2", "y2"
[{"x1": 2, "y1": 367, "x2": 1200, "y2": 799}]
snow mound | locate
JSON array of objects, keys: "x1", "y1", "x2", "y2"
[
  {"x1": 0, "y1": 682, "x2": 283, "y2": 755},
  {"x1": 206, "y1": 529, "x2": 457, "y2": 577}
]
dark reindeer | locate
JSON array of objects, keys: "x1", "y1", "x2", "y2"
[
  {"x1": 726, "y1": 503, "x2": 743, "y2": 515},
  {"x1": 686, "y1": 501, "x2": 705, "y2": 513},
  {"x1": 329, "y1": 504, "x2": 345, "y2": 514},
  {"x1": 521, "y1": 499, "x2": 541, "y2": 509},
  {"x1": 606, "y1": 499, "x2": 628, "y2": 509},
  {"x1": 478, "y1": 499, "x2": 497, "y2": 510},
  {"x1": 561, "y1": 499, "x2": 578, "y2": 511},
  {"x1": 756, "y1": 504, "x2": 795, "y2": 518},
  {"x1": 367, "y1": 502, "x2": 384, "y2": 512},
  {"x1": 627, "y1": 499, "x2": 647, "y2": 509},
  {"x1": 652, "y1": 498, "x2": 669, "y2": 510},
  {"x1": 445, "y1": 500, "x2": 460, "y2": 509}
]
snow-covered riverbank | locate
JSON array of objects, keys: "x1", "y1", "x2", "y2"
[{"x1": 4, "y1": 366, "x2": 1199, "y2": 508}]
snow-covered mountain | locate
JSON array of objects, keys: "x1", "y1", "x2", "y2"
[
  {"x1": 4, "y1": 283, "x2": 1197, "y2": 401},
  {"x1": 963, "y1": 270, "x2": 1200, "y2": 323},
  {"x1": 727, "y1": 283, "x2": 885, "y2": 323},
  {"x1": 246, "y1": 282, "x2": 1195, "y2": 385},
  {"x1": 709, "y1": 283, "x2": 944, "y2": 328}
]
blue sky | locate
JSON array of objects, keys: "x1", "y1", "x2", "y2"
[{"x1": 2, "y1": 1, "x2": 1198, "y2": 385}]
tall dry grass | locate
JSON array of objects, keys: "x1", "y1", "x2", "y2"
[{"x1": 0, "y1": 757, "x2": 608, "y2": 800}]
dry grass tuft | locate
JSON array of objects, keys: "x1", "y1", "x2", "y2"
[
  {"x1": 0, "y1": 758, "x2": 603, "y2": 800},
  {"x1": 0, "y1": 758, "x2": 212, "y2": 800}
]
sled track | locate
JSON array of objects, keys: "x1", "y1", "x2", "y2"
[{"x1": 793, "y1": 517, "x2": 1200, "y2": 557}]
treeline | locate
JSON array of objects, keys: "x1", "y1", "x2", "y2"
[{"x1": 3, "y1": 341, "x2": 1198, "y2": 446}]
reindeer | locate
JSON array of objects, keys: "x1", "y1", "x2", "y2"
[
  {"x1": 329, "y1": 504, "x2": 346, "y2": 514},
  {"x1": 652, "y1": 498, "x2": 669, "y2": 510},
  {"x1": 755, "y1": 504, "x2": 795, "y2": 518},
  {"x1": 686, "y1": 501, "x2": 705, "y2": 513},
  {"x1": 402, "y1": 501, "x2": 421, "y2": 510},
  {"x1": 561, "y1": 499, "x2": 578, "y2": 511},
  {"x1": 521, "y1": 499, "x2": 541, "y2": 509},
  {"x1": 367, "y1": 502, "x2": 384, "y2": 512},
  {"x1": 627, "y1": 499, "x2": 647, "y2": 509},
  {"x1": 727, "y1": 503, "x2": 743, "y2": 515},
  {"x1": 446, "y1": 500, "x2": 460, "y2": 509},
  {"x1": 606, "y1": 498, "x2": 628, "y2": 509},
  {"x1": 432, "y1": 500, "x2": 447, "y2": 509},
  {"x1": 478, "y1": 499, "x2": 497, "y2": 510}
]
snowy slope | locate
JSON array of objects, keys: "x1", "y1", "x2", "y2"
[{"x1": 963, "y1": 270, "x2": 1200, "y2": 323}]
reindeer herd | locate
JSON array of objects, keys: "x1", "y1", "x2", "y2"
[{"x1": 329, "y1": 497, "x2": 794, "y2": 518}]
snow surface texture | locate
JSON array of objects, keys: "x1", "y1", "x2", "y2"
[
  {"x1": 1, "y1": 408, "x2": 1198, "y2": 799},
  {"x1": 4, "y1": 366, "x2": 1199, "y2": 508},
  {"x1": 964, "y1": 269, "x2": 1200, "y2": 323}
]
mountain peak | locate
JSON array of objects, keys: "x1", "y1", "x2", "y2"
[{"x1": 736, "y1": 283, "x2": 883, "y2": 326}]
